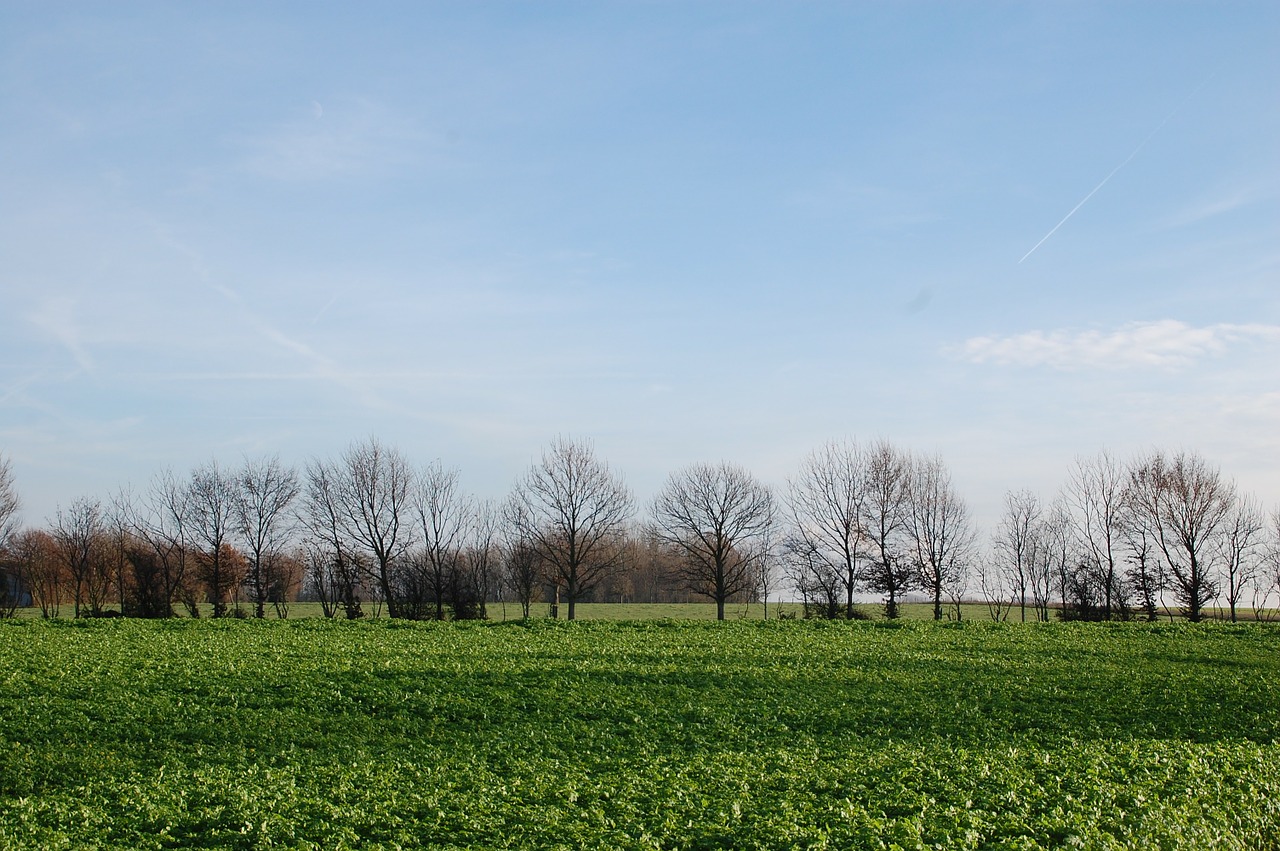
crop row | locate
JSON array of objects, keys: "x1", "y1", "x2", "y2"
[{"x1": 0, "y1": 619, "x2": 1276, "y2": 848}]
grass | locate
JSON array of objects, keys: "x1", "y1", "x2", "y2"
[{"x1": 0, "y1": 618, "x2": 1277, "y2": 848}]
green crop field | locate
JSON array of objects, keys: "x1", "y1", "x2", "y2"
[{"x1": 0, "y1": 619, "x2": 1277, "y2": 849}]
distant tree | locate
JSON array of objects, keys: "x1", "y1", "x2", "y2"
[
  {"x1": 784, "y1": 534, "x2": 845, "y2": 619},
  {"x1": 1220, "y1": 495, "x2": 1265, "y2": 622},
  {"x1": 651, "y1": 461, "x2": 774, "y2": 621},
  {"x1": 301, "y1": 460, "x2": 367, "y2": 619},
  {"x1": 411, "y1": 461, "x2": 473, "y2": 620},
  {"x1": 907, "y1": 454, "x2": 975, "y2": 621},
  {"x1": 502, "y1": 537, "x2": 542, "y2": 620},
  {"x1": 1064, "y1": 451, "x2": 1129, "y2": 619},
  {"x1": 754, "y1": 526, "x2": 779, "y2": 619},
  {"x1": 120, "y1": 470, "x2": 194, "y2": 618},
  {"x1": 266, "y1": 549, "x2": 305, "y2": 618},
  {"x1": 51, "y1": 497, "x2": 110, "y2": 617},
  {"x1": 0, "y1": 454, "x2": 19, "y2": 614},
  {"x1": 505, "y1": 437, "x2": 632, "y2": 621},
  {"x1": 235, "y1": 456, "x2": 300, "y2": 619},
  {"x1": 977, "y1": 547, "x2": 1014, "y2": 622},
  {"x1": 0, "y1": 454, "x2": 17, "y2": 550},
  {"x1": 463, "y1": 500, "x2": 500, "y2": 620},
  {"x1": 324, "y1": 439, "x2": 417, "y2": 618},
  {"x1": 993, "y1": 489, "x2": 1041, "y2": 622},
  {"x1": 11, "y1": 529, "x2": 64, "y2": 617},
  {"x1": 1126, "y1": 450, "x2": 1234, "y2": 623},
  {"x1": 1033, "y1": 499, "x2": 1073, "y2": 621},
  {"x1": 860, "y1": 442, "x2": 914, "y2": 619},
  {"x1": 1120, "y1": 503, "x2": 1163, "y2": 622},
  {"x1": 787, "y1": 440, "x2": 868, "y2": 619},
  {"x1": 1257, "y1": 508, "x2": 1280, "y2": 621},
  {"x1": 187, "y1": 462, "x2": 240, "y2": 617}
]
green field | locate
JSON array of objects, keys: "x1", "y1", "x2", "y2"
[{"x1": 0, "y1": 619, "x2": 1277, "y2": 849}]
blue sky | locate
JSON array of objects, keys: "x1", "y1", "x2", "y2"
[{"x1": 2, "y1": 2, "x2": 1278, "y2": 532}]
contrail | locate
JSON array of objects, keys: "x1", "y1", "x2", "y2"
[{"x1": 1019, "y1": 72, "x2": 1216, "y2": 264}]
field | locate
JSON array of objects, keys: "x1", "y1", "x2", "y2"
[{"x1": 0, "y1": 619, "x2": 1277, "y2": 849}]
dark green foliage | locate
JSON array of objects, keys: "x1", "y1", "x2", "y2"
[{"x1": 0, "y1": 619, "x2": 1277, "y2": 848}]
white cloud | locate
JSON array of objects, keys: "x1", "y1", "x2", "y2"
[{"x1": 956, "y1": 320, "x2": 1280, "y2": 370}]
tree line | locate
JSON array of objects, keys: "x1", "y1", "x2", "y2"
[{"x1": 1, "y1": 439, "x2": 1278, "y2": 622}]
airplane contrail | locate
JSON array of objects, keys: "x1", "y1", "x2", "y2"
[{"x1": 1019, "y1": 72, "x2": 1216, "y2": 264}]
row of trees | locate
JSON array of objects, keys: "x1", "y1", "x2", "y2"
[
  {"x1": 985, "y1": 450, "x2": 1279, "y2": 623},
  {"x1": 2, "y1": 441, "x2": 1279, "y2": 622}
]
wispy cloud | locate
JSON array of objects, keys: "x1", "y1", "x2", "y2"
[
  {"x1": 956, "y1": 320, "x2": 1280, "y2": 370},
  {"x1": 1160, "y1": 185, "x2": 1270, "y2": 229},
  {"x1": 237, "y1": 97, "x2": 438, "y2": 181},
  {"x1": 25, "y1": 298, "x2": 94, "y2": 371}
]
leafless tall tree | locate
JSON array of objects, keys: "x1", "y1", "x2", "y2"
[
  {"x1": 1126, "y1": 450, "x2": 1234, "y2": 623},
  {"x1": 119, "y1": 471, "x2": 192, "y2": 617},
  {"x1": 502, "y1": 536, "x2": 543, "y2": 620},
  {"x1": 187, "y1": 461, "x2": 240, "y2": 617},
  {"x1": 10, "y1": 530, "x2": 62, "y2": 617},
  {"x1": 1031, "y1": 499, "x2": 1072, "y2": 621},
  {"x1": 51, "y1": 497, "x2": 109, "y2": 617},
  {"x1": 1260, "y1": 508, "x2": 1280, "y2": 620},
  {"x1": 1220, "y1": 494, "x2": 1265, "y2": 622},
  {"x1": 412, "y1": 461, "x2": 473, "y2": 620},
  {"x1": 977, "y1": 545, "x2": 1014, "y2": 622},
  {"x1": 787, "y1": 440, "x2": 867, "y2": 618},
  {"x1": 1064, "y1": 451, "x2": 1128, "y2": 619},
  {"x1": 907, "y1": 454, "x2": 975, "y2": 621},
  {"x1": 0, "y1": 454, "x2": 18, "y2": 551},
  {"x1": 301, "y1": 459, "x2": 366, "y2": 618},
  {"x1": 506, "y1": 437, "x2": 633, "y2": 621},
  {"x1": 993, "y1": 489, "x2": 1041, "y2": 622},
  {"x1": 465, "y1": 499, "x2": 501, "y2": 619},
  {"x1": 651, "y1": 461, "x2": 774, "y2": 621},
  {"x1": 235, "y1": 456, "x2": 300, "y2": 618},
  {"x1": 314, "y1": 438, "x2": 417, "y2": 618},
  {"x1": 860, "y1": 441, "x2": 914, "y2": 619},
  {"x1": 780, "y1": 536, "x2": 834, "y2": 618}
]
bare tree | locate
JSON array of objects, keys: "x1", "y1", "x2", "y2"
[
  {"x1": 860, "y1": 441, "x2": 914, "y2": 619},
  {"x1": 1064, "y1": 451, "x2": 1129, "y2": 619},
  {"x1": 1220, "y1": 495, "x2": 1265, "y2": 622},
  {"x1": 1119, "y1": 498, "x2": 1163, "y2": 621},
  {"x1": 1031, "y1": 499, "x2": 1072, "y2": 621},
  {"x1": 993, "y1": 489, "x2": 1041, "y2": 622},
  {"x1": 0, "y1": 454, "x2": 17, "y2": 550},
  {"x1": 11, "y1": 529, "x2": 64, "y2": 617},
  {"x1": 783, "y1": 534, "x2": 843, "y2": 618},
  {"x1": 187, "y1": 462, "x2": 240, "y2": 617},
  {"x1": 787, "y1": 440, "x2": 867, "y2": 619},
  {"x1": 506, "y1": 437, "x2": 633, "y2": 621},
  {"x1": 120, "y1": 470, "x2": 195, "y2": 617},
  {"x1": 1258, "y1": 508, "x2": 1280, "y2": 621},
  {"x1": 977, "y1": 550, "x2": 1014, "y2": 622},
  {"x1": 907, "y1": 454, "x2": 975, "y2": 621},
  {"x1": 411, "y1": 461, "x2": 473, "y2": 620},
  {"x1": 51, "y1": 497, "x2": 110, "y2": 617},
  {"x1": 465, "y1": 500, "x2": 501, "y2": 620},
  {"x1": 502, "y1": 537, "x2": 543, "y2": 620},
  {"x1": 754, "y1": 526, "x2": 779, "y2": 619},
  {"x1": 235, "y1": 456, "x2": 300, "y2": 619},
  {"x1": 301, "y1": 460, "x2": 366, "y2": 618},
  {"x1": 1127, "y1": 450, "x2": 1234, "y2": 623},
  {"x1": 312, "y1": 438, "x2": 417, "y2": 618},
  {"x1": 651, "y1": 461, "x2": 774, "y2": 621}
]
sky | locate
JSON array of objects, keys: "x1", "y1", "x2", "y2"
[{"x1": 2, "y1": 1, "x2": 1278, "y2": 535}]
